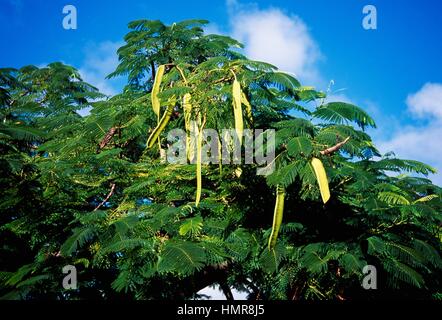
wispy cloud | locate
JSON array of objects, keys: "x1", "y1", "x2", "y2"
[
  {"x1": 226, "y1": 0, "x2": 323, "y2": 86},
  {"x1": 204, "y1": 22, "x2": 224, "y2": 36},
  {"x1": 376, "y1": 83, "x2": 442, "y2": 185},
  {"x1": 406, "y1": 83, "x2": 442, "y2": 120},
  {"x1": 78, "y1": 41, "x2": 123, "y2": 96}
]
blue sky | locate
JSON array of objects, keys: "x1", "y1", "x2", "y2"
[{"x1": 1, "y1": 0, "x2": 442, "y2": 184}]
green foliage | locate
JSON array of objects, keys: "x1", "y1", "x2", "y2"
[
  {"x1": 157, "y1": 240, "x2": 206, "y2": 275},
  {"x1": 179, "y1": 216, "x2": 203, "y2": 237},
  {"x1": 313, "y1": 102, "x2": 376, "y2": 129}
]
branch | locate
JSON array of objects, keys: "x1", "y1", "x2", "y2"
[
  {"x1": 219, "y1": 282, "x2": 234, "y2": 301},
  {"x1": 150, "y1": 61, "x2": 156, "y2": 82},
  {"x1": 175, "y1": 65, "x2": 188, "y2": 84},
  {"x1": 94, "y1": 183, "x2": 116, "y2": 211},
  {"x1": 244, "y1": 279, "x2": 261, "y2": 300},
  {"x1": 97, "y1": 127, "x2": 117, "y2": 153},
  {"x1": 320, "y1": 136, "x2": 350, "y2": 155},
  {"x1": 290, "y1": 282, "x2": 306, "y2": 301}
]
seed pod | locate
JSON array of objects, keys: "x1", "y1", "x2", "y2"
[
  {"x1": 151, "y1": 65, "x2": 165, "y2": 117},
  {"x1": 183, "y1": 93, "x2": 195, "y2": 161},
  {"x1": 232, "y1": 79, "x2": 244, "y2": 145},
  {"x1": 183, "y1": 93, "x2": 192, "y2": 132},
  {"x1": 217, "y1": 135, "x2": 222, "y2": 175},
  {"x1": 311, "y1": 157, "x2": 331, "y2": 204},
  {"x1": 241, "y1": 91, "x2": 253, "y2": 126},
  {"x1": 195, "y1": 125, "x2": 203, "y2": 207},
  {"x1": 268, "y1": 186, "x2": 286, "y2": 251},
  {"x1": 146, "y1": 104, "x2": 174, "y2": 149}
]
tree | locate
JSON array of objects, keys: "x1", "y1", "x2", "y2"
[{"x1": 1, "y1": 19, "x2": 441, "y2": 300}]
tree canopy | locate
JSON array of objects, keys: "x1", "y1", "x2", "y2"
[{"x1": 1, "y1": 19, "x2": 441, "y2": 300}]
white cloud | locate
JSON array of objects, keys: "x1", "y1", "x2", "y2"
[
  {"x1": 376, "y1": 124, "x2": 442, "y2": 185},
  {"x1": 376, "y1": 83, "x2": 442, "y2": 185},
  {"x1": 78, "y1": 41, "x2": 123, "y2": 96},
  {"x1": 204, "y1": 23, "x2": 224, "y2": 36},
  {"x1": 227, "y1": 0, "x2": 323, "y2": 86},
  {"x1": 406, "y1": 83, "x2": 442, "y2": 120},
  {"x1": 376, "y1": 125, "x2": 442, "y2": 163}
]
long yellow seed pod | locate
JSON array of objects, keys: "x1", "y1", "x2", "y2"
[
  {"x1": 151, "y1": 65, "x2": 165, "y2": 117},
  {"x1": 183, "y1": 93, "x2": 194, "y2": 161},
  {"x1": 311, "y1": 157, "x2": 331, "y2": 204},
  {"x1": 241, "y1": 91, "x2": 253, "y2": 126},
  {"x1": 188, "y1": 120, "x2": 198, "y2": 163},
  {"x1": 146, "y1": 105, "x2": 174, "y2": 149},
  {"x1": 183, "y1": 93, "x2": 192, "y2": 131},
  {"x1": 268, "y1": 186, "x2": 286, "y2": 251},
  {"x1": 195, "y1": 124, "x2": 203, "y2": 207},
  {"x1": 218, "y1": 135, "x2": 222, "y2": 175},
  {"x1": 232, "y1": 79, "x2": 244, "y2": 145}
]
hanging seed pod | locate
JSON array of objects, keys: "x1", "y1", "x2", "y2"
[
  {"x1": 195, "y1": 123, "x2": 203, "y2": 207},
  {"x1": 183, "y1": 93, "x2": 195, "y2": 162},
  {"x1": 151, "y1": 65, "x2": 165, "y2": 117},
  {"x1": 232, "y1": 79, "x2": 244, "y2": 146},
  {"x1": 311, "y1": 157, "x2": 331, "y2": 204},
  {"x1": 146, "y1": 104, "x2": 174, "y2": 149},
  {"x1": 192, "y1": 110, "x2": 203, "y2": 207},
  {"x1": 268, "y1": 186, "x2": 286, "y2": 251},
  {"x1": 241, "y1": 91, "x2": 253, "y2": 126}
]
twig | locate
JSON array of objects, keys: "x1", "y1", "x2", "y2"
[
  {"x1": 94, "y1": 183, "x2": 116, "y2": 211},
  {"x1": 175, "y1": 65, "x2": 188, "y2": 84},
  {"x1": 320, "y1": 136, "x2": 350, "y2": 155},
  {"x1": 219, "y1": 282, "x2": 234, "y2": 301},
  {"x1": 97, "y1": 127, "x2": 117, "y2": 153},
  {"x1": 150, "y1": 61, "x2": 156, "y2": 82}
]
